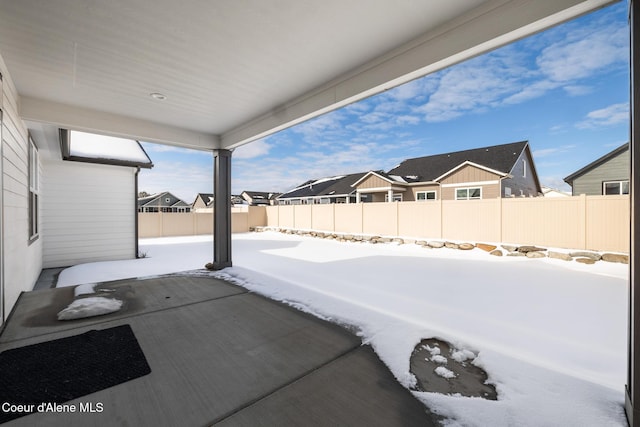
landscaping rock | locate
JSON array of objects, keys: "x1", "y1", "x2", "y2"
[
  {"x1": 548, "y1": 251, "x2": 573, "y2": 261},
  {"x1": 602, "y1": 253, "x2": 629, "y2": 264},
  {"x1": 477, "y1": 243, "x2": 497, "y2": 252},
  {"x1": 392, "y1": 238, "x2": 404, "y2": 244},
  {"x1": 444, "y1": 242, "x2": 459, "y2": 249},
  {"x1": 575, "y1": 257, "x2": 596, "y2": 265},
  {"x1": 428, "y1": 241, "x2": 445, "y2": 249},
  {"x1": 458, "y1": 243, "x2": 475, "y2": 250},
  {"x1": 378, "y1": 237, "x2": 392, "y2": 243},
  {"x1": 403, "y1": 239, "x2": 416, "y2": 245},
  {"x1": 517, "y1": 245, "x2": 547, "y2": 253},
  {"x1": 506, "y1": 252, "x2": 526, "y2": 257},
  {"x1": 569, "y1": 251, "x2": 601, "y2": 261},
  {"x1": 526, "y1": 251, "x2": 546, "y2": 259},
  {"x1": 501, "y1": 245, "x2": 518, "y2": 252},
  {"x1": 489, "y1": 249, "x2": 503, "y2": 256},
  {"x1": 416, "y1": 240, "x2": 428, "y2": 246}
]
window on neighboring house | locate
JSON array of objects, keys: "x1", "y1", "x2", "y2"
[
  {"x1": 603, "y1": 180, "x2": 629, "y2": 195},
  {"x1": 28, "y1": 136, "x2": 39, "y2": 242},
  {"x1": 384, "y1": 193, "x2": 403, "y2": 202},
  {"x1": 523, "y1": 159, "x2": 527, "y2": 178},
  {"x1": 416, "y1": 191, "x2": 436, "y2": 201},
  {"x1": 455, "y1": 187, "x2": 482, "y2": 200},
  {"x1": 165, "y1": 197, "x2": 171, "y2": 203}
]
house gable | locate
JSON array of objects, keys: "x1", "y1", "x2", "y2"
[
  {"x1": 354, "y1": 173, "x2": 395, "y2": 190},
  {"x1": 437, "y1": 162, "x2": 505, "y2": 184}
]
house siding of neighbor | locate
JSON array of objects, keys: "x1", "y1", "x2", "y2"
[
  {"x1": 503, "y1": 147, "x2": 540, "y2": 198},
  {"x1": 42, "y1": 160, "x2": 137, "y2": 268},
  {"x1": 1, "y1": 64, "x2": 43, "y2": 319},
  {"x1": 564, "y1": 143, "x2": 629, "y2": 196},
  {"x1": 440, "y1": 166, "x2": 502, "y2": 200}
]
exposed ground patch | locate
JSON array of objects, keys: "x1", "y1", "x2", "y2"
[{"x1": 410, "y1": 338, "x2": 497, "y2": 400}]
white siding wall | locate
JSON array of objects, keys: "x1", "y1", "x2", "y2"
[
  {"x1": 1, "y1": 55, "x2": 43, "y2": 320},
  {"x1": 42, "y1": 160, "x2": 136, "y2": 268}
]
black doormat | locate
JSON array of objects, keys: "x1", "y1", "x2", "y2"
[{"x1": 0, "y1": 324, "x2": 151, "y2": 423}]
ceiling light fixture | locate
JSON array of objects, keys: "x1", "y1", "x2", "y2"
[{"x1": 150, "y1": 92, "x2": 167, "y2": 101}]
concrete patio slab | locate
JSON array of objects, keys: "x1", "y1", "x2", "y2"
[
  {"x1": 0, "y1": 275, "x2": 439, "y2": 426},
  {"x1": 0, "y1": 275, "x2": 245, "y2": 343},
  {"x1": 216, "y1": 345, "x2": 440, "y2": 426}
]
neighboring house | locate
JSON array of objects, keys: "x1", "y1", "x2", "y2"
[
  {"x1": 353, "y1": 141, "x2": 542, "y2": 202},
  {"x1": 138, "y1": 192, "x2": 191, "y2": 213},
  {"x1": 242, "y1": 191, "x2": 280, "y2": 206},
  {"x1": 192, "y1": 193, "x2": 214, "y2": 211},
  {"x1": 277, "y1": 172, "x2": 370, "y2": 205},
  {"x1": 563, "y1": 143, "x2": 629, "y2": 196},
  {"x1": 541, "y1": 186, "x2": 571, "y2": 197}
]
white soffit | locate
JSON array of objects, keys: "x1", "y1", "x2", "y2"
[{"x1": 0, "y1": 0, "x2": 618, "y2": 149}]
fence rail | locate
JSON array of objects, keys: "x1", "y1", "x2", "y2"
[{"x1": 265, "y1": 195, "x2": 629, "y2": 253}]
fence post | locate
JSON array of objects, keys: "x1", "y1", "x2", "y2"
[
  {"x1": 499, "y1": 196, "x2": 503, "y2": 244},
  {"x1": 396, "y1": 201, "x2": 400, "y2": 237},
  {"x1": 579, "y1": 194, "x2": 587, "y2": 249},
  {"x1": 439, "y1": 198, "x2": 443, "y2": 239},
  {"x1": 332, "y1": 203, "x2": 336, "y2": 233}
]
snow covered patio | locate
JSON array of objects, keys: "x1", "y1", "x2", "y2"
[{"x1": 1, "y1": 231, "x2": 630, "y2": 426}]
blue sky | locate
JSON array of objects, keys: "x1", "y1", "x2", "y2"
[{"x1": 140, "y1": 2, "x2": 629, "y2": 203}]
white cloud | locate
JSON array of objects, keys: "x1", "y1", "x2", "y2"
[
  {"x1": 576, "y1": 103, "x2": 629, "y2": 129},
  {"x1": 536, "y1": 25, "x2": 627, "y2": 82},
  {"x1": 233, "y1": 139, "x2": 271, "y2": 159},
  {"x1": 419, "y1": 55, "x2": 521, "y2": 122},
  {"x1": 139, "y1": 160, "x2": 213, "y2": 203},
  {"x1": 563, "y1": 85, "x2": 592, "y2": 96},
  {"x1": 533, "y1": 145, "x2": 576, "y2": 158}
]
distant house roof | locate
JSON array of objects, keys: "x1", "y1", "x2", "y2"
[
  {"x1": 564, "y1": 143, "x2": 629, "y2": 184},
  {"x1": 194, "y1": 193, "x2": 215, "y2": 207},
  {"x1": 388, "y1": 141, "x2": 529, "y2": 181},
  {"x1": 241, "y1": 191, "x2": 278, "y2": 205},
  {"x1": 60, "y1": 129, "x2": 153, "y2": 169},
  {"x1": 279, "y1": 172, "x2": 369, "y2": 199}
]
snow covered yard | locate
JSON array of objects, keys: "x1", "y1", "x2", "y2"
[{"x1": 58, "y1": 232, "x2": 628, "y2": 426}]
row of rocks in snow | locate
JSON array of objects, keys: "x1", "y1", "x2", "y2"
[{"x1": 251, "y1": 226, "x2": 629, "y2": 265}]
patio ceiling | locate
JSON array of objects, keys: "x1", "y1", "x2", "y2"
[{"x1": 0, "y1": 0, "x2": 618, "y2": 151}]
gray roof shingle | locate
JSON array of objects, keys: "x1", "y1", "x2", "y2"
[{"x1": 388, "y1": 141, "x2": 529, "y2": 181}]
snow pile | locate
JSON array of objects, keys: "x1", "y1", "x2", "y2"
[
  {"x1": 435, "y1": 366, "x2": 457, "y2": 379},
  {"x1": 57, "y1": 297, "x2": 123, "y2": 320}
]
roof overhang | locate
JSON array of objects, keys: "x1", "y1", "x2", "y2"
[{"x1": 0, "y1": 0, "x2": 618, "y2": 151}]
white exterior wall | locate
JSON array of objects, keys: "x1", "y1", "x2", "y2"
[
  {"x1": 1, "y1": 56, "x2": 43, "y2": 320},
  {"x1": 42, "y1": 160, "x2": 136, "y2": 268}
]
